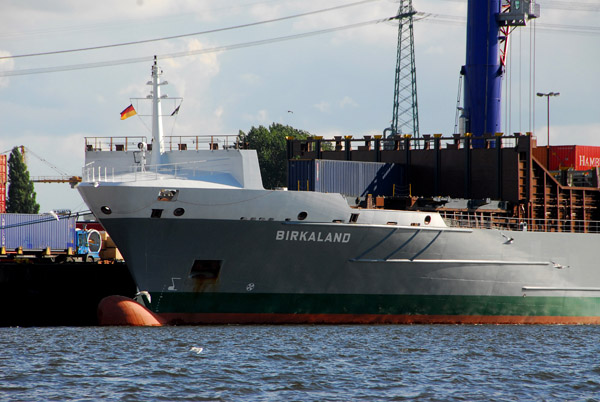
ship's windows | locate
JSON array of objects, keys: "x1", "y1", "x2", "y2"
[
  {"x1": 298, "y1": 211, "x2": 308, "y2": 221},
  {"x1": 350, "y1": 213, "x2": 359, "y2": 223},
  {"x1": 333, "y1": 219, "x2": 342, "y2": 223},
  {"x1": 173, "y1": 208, "x2": 185, "y2": 217},
  {"x1": 151, "y1": 209, "x2": 163, "y2": 218},
  {"x1": 100, "y1": 206, "x2": 112, "y2": 215},
  {"x1": 424, "y1": 215, "x2": 431, "y2": 225},
  {"x1": 387, "y1": 221, "x2": 397, "y2": 225},
  {"x1": 190, "y1": 260, "x2": 222, "y2": 280},
  {"x1": 157, "y1": 189, "x2": 179, "y2": 202}
]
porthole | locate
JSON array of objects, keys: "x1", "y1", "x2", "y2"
[
  {"x1": 297, "y1": 211, "x2": 308, "y2": 221},
  {"x1": 173, "y1": 208, "x2": 185, "y2": 217},
  {"x1": 100, "y1": 206, "x2": 112, "y2": 215},
  {"x1": 424, "y1": 215, "x2": 431, "y2": 225}
]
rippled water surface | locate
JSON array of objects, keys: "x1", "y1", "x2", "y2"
[{"x1": 1, "y1": 325, "x2": 600, "y2": 401}]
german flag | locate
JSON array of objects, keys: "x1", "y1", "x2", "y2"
[{"x1": 120, "y1": 104, "x2": 136, "y2": 120}]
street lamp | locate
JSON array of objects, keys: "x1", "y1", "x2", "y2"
[{"x1": 537, "y1": 92, "x2": 560, "y2": 167}]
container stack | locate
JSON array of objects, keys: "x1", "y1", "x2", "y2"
[{"x1": 288, "y1": 159, "x2": 404, "y2": 197}]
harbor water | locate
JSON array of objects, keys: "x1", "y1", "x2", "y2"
[{"x1": 1, "y1": 325, "x2": 600, "y2": 401}]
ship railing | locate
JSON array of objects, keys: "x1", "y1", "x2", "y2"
[
  {"x1": 84, "y1": 135, "x2": 240, "y2": 152},
  {"x1": 442, "y1": 214, "x2": 600, "y2": 234},
  {"x1": 82, "y1": 159, "x2": 230, "y2": 183},
  {"x1": 85, "y1": 137, "x2": 149, "y2": 152},
  {"x1": 287, "y1": 133, "x2": 529, "y2": 154},
  {"x1": 163, "y1": 135, "x2": 240, "y2": 151}
]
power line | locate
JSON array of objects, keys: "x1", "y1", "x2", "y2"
[
  {"x1": 0, "y1": 0, "x2": 296, "y2": 40},
  {"x1": 0, "y1": 0, "x2": 382, "y2": 60},
  {"x1": 416, "y1": 13, "x2": 600, "y2": 36},
  {"x1": 436, "y1": 0, "x2": 600, "y2": 12},
  {"x1": 0, "y1": 15, "x2": 400, "y2": 77}
]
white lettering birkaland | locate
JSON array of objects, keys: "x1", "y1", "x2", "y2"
[{"x1": 276, "y1": 230, "x2": 351, "y2": 243}]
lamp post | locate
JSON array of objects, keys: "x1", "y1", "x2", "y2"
[{"x1": 537, "y1": 91, "x2": 560, "y2": 167}]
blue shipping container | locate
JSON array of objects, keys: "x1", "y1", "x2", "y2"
[
  {"x1": 288, "y1": 159, "x2": 404, "y2": 197},
  {"x1": 0, "y1": 213, "x2": 76, "y2": 250}
]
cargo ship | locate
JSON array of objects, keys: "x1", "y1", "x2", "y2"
[{"x1": 78, "y1": 1, "x2": 600, "y2": 324}]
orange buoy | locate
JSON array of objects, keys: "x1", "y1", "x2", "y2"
[{"x1": 97, "y1": 295, "x2": 164, "y2": 326}]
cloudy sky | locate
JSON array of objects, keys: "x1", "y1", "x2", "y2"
[{"x1": 0, "y1": 0, "x2": 598, "y2": 212}]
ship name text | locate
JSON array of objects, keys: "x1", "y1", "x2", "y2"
[
  {"x1": 579, "y1": 155, "x2": 600, "y2": 168},
  {"x1": 276, "y1": 230, "x2": 351, "y2": 243}
]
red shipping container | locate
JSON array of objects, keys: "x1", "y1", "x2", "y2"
[
  {"x1": 0, "y1": 155, "x2": 6, "y2": 184},
  {"x1": 575, "y1": 146, "x2": 600, "y2": 171},
  {"x1": 0, "y1": 184, "x2": 4, "y2": 213},
  {"x1": 549, "y1": 145, "x2": 600, "y2": 171}
]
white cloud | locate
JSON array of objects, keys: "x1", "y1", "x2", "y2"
[
  {"x1": 0, "y1": 50, "x2": 14, "y2": 88},
  {"x1": 544, "y1": 123, "x2": 600, "y2": 147},
  {"x1": 314, "y1": 101, "x2": 331, "y2": 113},
  {"x1": 214, "y1": 106, "x2": 224, "y2": 119},
  {"x1": 340, "y1": 96, "x2": 358, "y2": 109},
  {"x1": 242, "y1": 109, "x2": 269, "y2": 125},
  {"x1": 249, "y1": 3, "x2": 285, "y2": 21},
  {"x1": 291, "y1": 2, "x2": 396, "y2": 46},
  {"x1": 239, "y1": 73, "x2": 262, "y2": 86}
]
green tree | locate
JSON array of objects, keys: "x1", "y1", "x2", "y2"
[
  {"x1": 238, "y1": 123, "x2": 310, "y2": 189},
  {"x1": 7, "y1": 147, "x2": 40, "y2": 214}
]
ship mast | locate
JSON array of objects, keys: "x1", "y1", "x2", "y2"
[{"x1": 149, "y1": 56, "x2": 166, "y2": 165}]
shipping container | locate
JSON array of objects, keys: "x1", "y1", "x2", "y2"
[
  {"x1": 0, "y1": 184, "x2": 5, "y2": 214},
  {"x1": 0, "y1": 156, "x2": 6, "y2": 214},
  {"x1": 0, "y1": 155, "x2": 6, "y2": 184},
  {"x1": 549, "y1": 145, "x2": 600, "y2": 171},
  {"x1": 0, "y1": 213, "x2": 76, "y2": 250},
  {"x1": 288, "y1": 159, "x2": 404, "y2": 197}
]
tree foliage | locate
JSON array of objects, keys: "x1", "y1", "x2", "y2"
[
  {"x1": 7, "y1": 147, "x2": 40, "y2": 214},
  {"x1": 238, "y1": 123, "x2": 310, "y2": 189}
]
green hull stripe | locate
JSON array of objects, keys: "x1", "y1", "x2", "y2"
[{"x1": 151, "y1": 293, "x2": 600, "y2": 317}]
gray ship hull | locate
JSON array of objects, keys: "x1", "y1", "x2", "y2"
[{"x1": 96, "y1": 215, "x2": 600, "y2": 324}]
